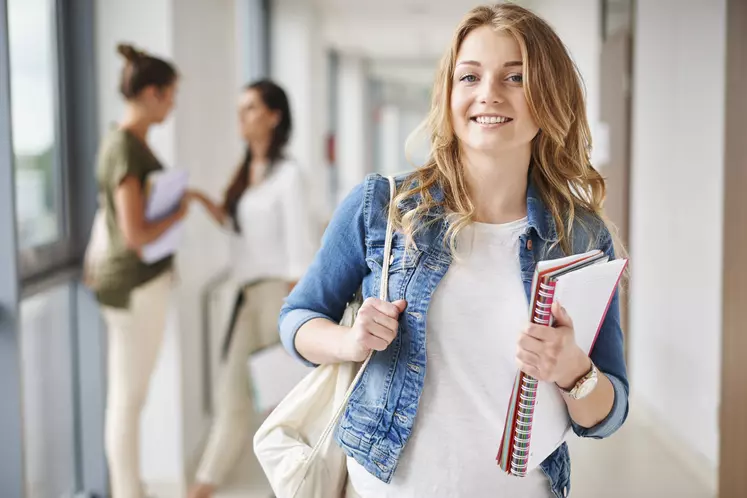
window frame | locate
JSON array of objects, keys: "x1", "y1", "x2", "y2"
[
  {"x1": 1, "y1": 0, "x2": 103, "y2": 496},
  {"x1": 11, "y1": 0, "x2": 82, "y2": 283},
  {"x1": 0, "y1": 0, "x2": 24, "y2": 494}
]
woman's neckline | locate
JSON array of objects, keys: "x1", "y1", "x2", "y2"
[{"x1": 471, "y1": 216, "x2": 528, "y2": 230}]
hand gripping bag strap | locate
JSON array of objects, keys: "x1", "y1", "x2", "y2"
[{"x1": 302, "y1": 175, "x2": 397, "y2": 470}]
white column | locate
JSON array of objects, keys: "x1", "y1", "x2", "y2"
[
  {"x1": 271, "y1": 0, "x2": 330, "y2": 230},
  {"x1": 336, "y1": 54, "x2": 369, "y2": 202},
  {"x1": 171, "y1": 0, "x2": 242, "y2": 483}
]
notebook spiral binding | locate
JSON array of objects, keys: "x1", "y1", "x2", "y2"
[{"x1": 510, "y1": 279, "x2": 557, "y2": 476}]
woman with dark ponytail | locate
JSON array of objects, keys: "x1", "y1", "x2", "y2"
[
  {"x1": 90, "y1": 44, "x2": 193, "y2": 498},
  {"x1": 188, "y1": 80, "x2": 317, "y2": 498}
]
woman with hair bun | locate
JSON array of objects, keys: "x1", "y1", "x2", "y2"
[{"x1": 91, "y1": 43, "x2": 193, "y2": 498}]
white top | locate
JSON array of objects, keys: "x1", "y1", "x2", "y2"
[
  {"x1": 228, "y1": 159, "x2": 317, "y2": 284},
  {"x1": 347, "y1": 217, "x2": 552, "y2": 498}
]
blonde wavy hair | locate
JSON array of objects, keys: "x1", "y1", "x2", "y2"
[{"x1": 395, "y1": 3, "x2": 620, "y2": 258}]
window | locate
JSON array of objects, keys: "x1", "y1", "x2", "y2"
[
  {"x1": 6, "y1": 0, "x2": 84, "y2": 281},
  {"x1": 8, "y1": 0, "x2": 64, "y2": 250},
  {"x1": 2, "y1": 0, "x2": 105, "y2": 494}
]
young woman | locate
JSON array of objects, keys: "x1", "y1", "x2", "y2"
[
  {"x1": 280, "y1": 4, "x2": 629, "y2": 498},
  {"x1": 188, "y1": 80, "x2": 317, "y2": 498},
  {"x1": 92, "y1": 44, "x2": 191, "y2": 498}
]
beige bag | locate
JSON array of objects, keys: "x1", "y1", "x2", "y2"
[{"x1": 253, "y1": 176, "x2": 397, "y2": 498}]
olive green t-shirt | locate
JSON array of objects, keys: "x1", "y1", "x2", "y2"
[{"x1": 93, "y1": 128, "x2": 173, "y2": 308}]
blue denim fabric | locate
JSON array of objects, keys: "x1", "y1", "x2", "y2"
[{"x1": 280, "y1": 173, "x2": 629, "y2": 498}]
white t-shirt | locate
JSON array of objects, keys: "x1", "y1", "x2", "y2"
[
  {"x1": 347, "y1": 217, "x2": 553, "y2": 498},
  {"x1": 228, "y1": 159, "x2": 317, "y2": 284}
]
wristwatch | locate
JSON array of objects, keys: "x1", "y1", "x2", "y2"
[{"x1": 559, "y1": 360, "x2": 599, "y2": 400}]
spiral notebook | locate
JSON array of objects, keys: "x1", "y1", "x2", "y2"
[{"x1": 496, "y1": 250, "x2": 628, "y2": 476}]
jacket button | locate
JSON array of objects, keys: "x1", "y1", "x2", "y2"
[{"x1": 526, "y1": 239, "x2": 533, "y2": 251}]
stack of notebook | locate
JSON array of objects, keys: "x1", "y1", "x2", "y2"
[{"x1": 496, "y1": 249, "x2": 628, "y2": 476}]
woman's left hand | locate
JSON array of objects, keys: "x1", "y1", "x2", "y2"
[
  {"x1": 516, "y1": 300, "x2": 592, "y2": 389},
  {"x1": 184, "y1": 189, "x2": 204, "y2": 203}
]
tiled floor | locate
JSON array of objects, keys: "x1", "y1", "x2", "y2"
[{"x1": 216, "y1": 408, "x2": 716, "y2": 498}]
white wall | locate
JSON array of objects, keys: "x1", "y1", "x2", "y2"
[
  {"x1": 96, "y1": 0, "x2": 241, "y2": 491},
  {"x1": 271, "y1": 0, "x2": 331, "y2": 228},
  {"x1": 96, "y1": 0, "x2": 176, "y2": 161},
  {"x1": 629, "y1": 0, "x2": 726, "y2": 481},
  {"x1": 321, "y1": 14, "x2": 459, "y2": 61},
  {"x1": 378, "y1": 105, "x2": 401, "y2": 177},
  {"x1": 317, "y1": 0, "x2": 489, "y2": 60},
  {"x1": 532, "y1": 0, "x2": 601, "y2": 138},
  {"x1": 171, "y1": 0, "x2": 242, "y2": 473},
  {"x1": 336, "y1": 54, "x2": 370, "y2": 200}
]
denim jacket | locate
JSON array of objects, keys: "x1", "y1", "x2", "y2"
[{"x1": 279, "y1": 173, "x2": 629, "y2": 498}]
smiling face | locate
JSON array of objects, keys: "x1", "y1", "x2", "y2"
[{"x1": 449, "y1": 26, "x2": 539, "y2": 157}]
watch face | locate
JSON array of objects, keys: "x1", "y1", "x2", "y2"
[{"x1": 574, "y1": 376, "x2": 598, "y2": 399}]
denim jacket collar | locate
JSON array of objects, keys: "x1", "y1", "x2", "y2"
[
  {"x1": 526, "y1": 182, "x2": 558, "y2": 243},
  {"x1": 397, "y1": 173, "x2": 558, "y2": 242}
]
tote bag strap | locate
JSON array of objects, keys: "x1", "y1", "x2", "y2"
[{"x1": 306, "y1": 175, "x2": 398, "y2": 463}]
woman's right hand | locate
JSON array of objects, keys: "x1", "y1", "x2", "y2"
[
  {"x1": 184, "y1": 188, "x2": 227, "y2": 226},
  {"x1": 341, "y1": 297, "x2": 407, "y2": 362},
  {"x1": 175, "y1": 194, "x2": 191, "y2": 220}
]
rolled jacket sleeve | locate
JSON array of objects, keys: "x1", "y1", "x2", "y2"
[
  {"x1": 571, "y1": 372, "x2": 629, "y2": 438},
  {"x1": 572, "y1": 229, "x2": 630, "y2": 438},
  {"x1": 278, "y1": 178, "x2": 370, "y2": 366}
]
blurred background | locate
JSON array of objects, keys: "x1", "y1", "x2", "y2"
[{"x1": 0, "y1": 0, "x2": 745, "y2": 497}]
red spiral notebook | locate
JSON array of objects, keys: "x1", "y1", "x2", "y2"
[{"x1": 496, "y1": 250, "x2": 628, "y2": 476}]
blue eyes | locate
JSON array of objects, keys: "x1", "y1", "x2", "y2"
[{"x1": 458, "y1": 73, "x2": 523, "y2": 84}]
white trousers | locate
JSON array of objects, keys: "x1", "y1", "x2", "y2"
[
  {"x1": 196, "y1": 279, "x2": 287, "y2": 485},
  {"x1": 101, "y1": 272, "x2": 172, "y2": 498}
]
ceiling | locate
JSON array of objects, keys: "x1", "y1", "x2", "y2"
[
  {"x1": 310, "y1": 0, "x2": 533, "y2": 18},
  {"x1": 275, "y1": 0, "x2": 536, "y2": 68}
]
